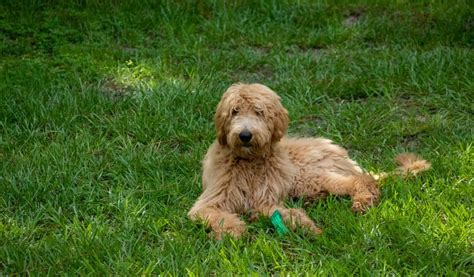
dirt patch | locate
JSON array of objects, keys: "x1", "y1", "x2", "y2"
[
  {"x1": 298, "y1": 45, "x2": 325, "y2": 55},
  {"x1": 343, "y1": 9, "x2": 365, "y2": 27},
  {"x1": 100, "y1": 78, "x2": 132, "y2": 99},
  {"x1": 230, "y1": 65, "x2": 274, "y2": 83},
  {"x1": 285, "y1": 45, "x2": 327, "y2": 58},
  {"x1": 250, "y1": 45, "x2": 271, "y2": 56},
  {"x1": 122, "y1": 47, "x2": 139, "y2": 53},
  {"x1": 401, "y1": 133, "x2": 421, "y2": 149},
  {"x1": 291, "y1": 114, "x2": 327, "y2": 137}
]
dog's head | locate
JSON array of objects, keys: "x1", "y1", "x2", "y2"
[{"x1": 214, "y1": 83, "x2": 289, "y2": 157}]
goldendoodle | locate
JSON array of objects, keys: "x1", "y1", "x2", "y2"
[{"x1": 189, "y1": 83, "x2": 430, "y2": 239}]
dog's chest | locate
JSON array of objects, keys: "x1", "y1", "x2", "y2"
[{"x1": 228, "y1": 159, "x2": 291, "y2": 211}]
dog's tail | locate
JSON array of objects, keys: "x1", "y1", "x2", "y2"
[{"x1": 370, "y1": 153, "x2": 431, "y2": 181}]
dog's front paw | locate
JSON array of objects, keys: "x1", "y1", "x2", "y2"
[
  {"x1": 351, "y1": 196, "x2": 378, "y2": 213},
  {"x1": 309, "y1": 225, "x2": 323, "y2": 235},
  {"x1": 351, "y1": 190, "x2": 380, "y2": 213},
  {"x1": 211, "y1": 220, "x2": 246, "y2": 240},
  {"x1": 351, "y1": 201, "x2": 367, "y2": 213},
  {"x1": 280, "y1": 208, "x2": 323, "y2": 235}
]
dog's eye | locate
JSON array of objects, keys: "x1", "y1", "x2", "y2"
[
  {"x1": 255, "y1": 109, "x2": 264, "y2": 116},
  {"x1": 231, "y1": 108, "x2": 239, "y2": 116}
]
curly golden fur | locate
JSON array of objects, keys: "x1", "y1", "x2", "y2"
[{"x1": 188, "y1": 83, "x2": 430, "y2": 239}]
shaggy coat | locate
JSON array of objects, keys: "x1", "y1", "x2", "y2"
[{"x1": 188, "y1": 83, "x2": 430, "y2": 239}]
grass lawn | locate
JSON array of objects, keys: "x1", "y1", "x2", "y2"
[{"x1": 1, "y1": 0, "x2": 473, "y2": 274}]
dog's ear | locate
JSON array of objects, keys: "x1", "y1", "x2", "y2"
[
  {"x1": 214, "y1": 98, "x2": 229, "y2": 146},
  {"x1": 214, "y1": 84, "x2": 242, "y2": 146},
  {"x1": 272, "y1": 101, "x2": 289, "y2": 142}
]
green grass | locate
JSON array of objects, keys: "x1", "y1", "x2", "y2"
[{"x1": 1, "y1": 0, "x2": 473, "y2": 274}]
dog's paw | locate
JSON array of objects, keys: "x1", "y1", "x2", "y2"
[
  {"x1": 281, "y1": 208, "x2": 323, "y2": 235},
  {"x1": 309, "y1": 225, "x2": 323, "y2": 235},
  {"x1": 352, "y1": 191, "x2": 379, "y2": 213},
  {"x1": 212, "y1": 220, "x2": 246, "y2": 240},
  {"x1": 351, "y1": 201, "x2": 367, "y2": 213},
  {"x1": 351, "y1": 197, "x2": 377, "y2": 213}
]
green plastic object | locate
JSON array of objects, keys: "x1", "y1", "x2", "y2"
[{"x1": 271, "y1": 210, "x2": 289, "y2": 235}]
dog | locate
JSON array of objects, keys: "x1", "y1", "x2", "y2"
[{"x1": 188, "y1": 83, "x2": 430, "y2": 239}]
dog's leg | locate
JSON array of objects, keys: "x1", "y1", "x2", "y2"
[
  {"x1": 256, "y1": 205, "x2": 322, "y2": 234},
  {"x1": 321, "y1": 172, "x2": 380, "y2": 213},
  {"x1": 188, "y1": 207, "x2": 246, "y2": 239}
]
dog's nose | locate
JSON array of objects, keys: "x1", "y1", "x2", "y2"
[{"x1": 239, "y1": 130, "x2": 252, "y2": 143}]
